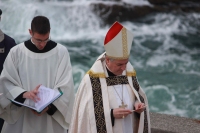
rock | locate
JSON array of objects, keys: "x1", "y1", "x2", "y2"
[
  {"x1": 90, "y1": 2, "x2": 155, "y2": 25},
  {"x1": 148, "y1": 0, "x2": 200, "y2": 5},
  {"x1": 150, "y1": 112, "x2": 200, "y2": 133},
  {"x1": 89, "y1": 1, "x2": 200, "y2": 25}
]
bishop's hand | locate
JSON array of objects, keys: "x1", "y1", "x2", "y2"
[
  {"x1": 134, "y1": 102, "x2": 146, "y2": 113},
  {"x1": 113, "y1": 108, "x2": 132, "y2": 119}
]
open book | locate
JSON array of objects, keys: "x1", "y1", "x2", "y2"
[{"x1": 10, "y1": 85, "x2": 63, "y2": 113}]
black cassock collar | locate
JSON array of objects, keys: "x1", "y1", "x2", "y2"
[{"x1": 24, "y1": 39, "x2": 57, "y2": 53}]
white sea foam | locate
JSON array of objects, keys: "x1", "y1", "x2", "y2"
[
  {"x1": 145, "y1": 85, "x2": 187, "y2": 117},
  {"x1": 1, "y1": 0, "x2": 200, "y2": 120},
  {"x1": 1, "y1": 0, "x2": 106, "y2": 43},
  {"x1": 72, "y1": 65, "x2": 88, "y2": 91}
]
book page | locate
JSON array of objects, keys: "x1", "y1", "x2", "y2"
[
  {"x1": 24, "y1": 98, "x2": 35, "y2": 108},
  {"x1": 12, "y1": 85, "x2": 62, "y2": 112},
  {"x1": 35, "y1": 85, "x2": 55, "y2": 111}
]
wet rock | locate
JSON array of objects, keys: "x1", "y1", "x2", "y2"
[
  {"x1": 90, "y1": 1, "x2": 200, "y2": 25},
  {"x1": 148, "y1": 0, "x2": 200, "y2": 5},
  {"x1": 90, "y1": 2, "x2": 155, "y2": 25}
]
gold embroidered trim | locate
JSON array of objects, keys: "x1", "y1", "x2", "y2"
[
  {"x1": 106, "y1": 76, "x2": 129, "y2": 86},
  {"x1": 106, "y1": 55, "x2": 129, "y2": 60},
  {"x1": 126, "y1": 70, "x2": 136, "y2": 77},
  {"x1": 122, "y1": 28, "x2": 128, "y2": 58},
  {"x1": 90, "y1": 77, "x2": 107, "y2": 133},
  {"x1": 87, "y1": 70, "x2": 106, "y2": 78}
]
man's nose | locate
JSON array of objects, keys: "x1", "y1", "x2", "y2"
[
  {"x1": 121, "y1": 65, "x2": 126, "y2": 70},
  {"x1": 40, "y1": 41, "x2": 47, "y2": 46}
]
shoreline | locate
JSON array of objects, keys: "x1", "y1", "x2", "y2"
[{"x1": 150, "y1": 112, "x2": 200, "y2": 133}]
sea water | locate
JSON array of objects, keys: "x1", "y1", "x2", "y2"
[{"x1": 1, "y1": 0, "x2": 200, "y2": 119}]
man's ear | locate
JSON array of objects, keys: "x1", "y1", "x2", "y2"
[
  {"x1": 29, "y1": 29, "x2": 32, "y2": 36},
  {"x1": 105, "y1": 56, "x2": 110, "y2": 64}
]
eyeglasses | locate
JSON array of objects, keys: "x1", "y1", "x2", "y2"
[{"x1": 32, "y1": 36, "x2": 51, "y2": 44}]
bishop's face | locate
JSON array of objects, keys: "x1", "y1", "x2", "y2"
[{"x1": 106, "y1": 57, "x2": 129, "y2": 76}]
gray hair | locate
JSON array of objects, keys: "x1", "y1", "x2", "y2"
[{"x1": 105, "y1": 54, "x2": 115, "y2": 62}]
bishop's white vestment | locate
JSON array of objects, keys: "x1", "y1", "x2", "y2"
[
  {"x1": 69, "y1": 53, "x2": 151, "y2": 133},
  {"x1": 0, "y1": 42, "x2": 75, "y2": 133}
]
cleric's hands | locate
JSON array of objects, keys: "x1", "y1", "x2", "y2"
[
  {"x1": 31, "y1": 106, "x2": 49, "y2": 116},
  {"x1": 113, "y1": 108, "x2": 132, "y2": 119},
  {"x1": 23, "y1": 84, "x2": 41, "y2": 102},
  {"x1": 134, "y1": 102, "x2": 146, "y2": 113}
]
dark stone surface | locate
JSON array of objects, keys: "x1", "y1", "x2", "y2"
[
  {"x1": 150, "y1": 112, "x2": 200, "y2": 133},
  {"x1": 89, "y1": 1, "x2": 200, "y2": 25},
  {"x1": 148, "y1": 0, "x2": 200, "y2": 5},
  {"x1": 90, "y1": 2, "x2": 155, "y2": 25}
]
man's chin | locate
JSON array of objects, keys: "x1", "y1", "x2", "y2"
[
  {"x1": 37, "y1": 47, "x2": 44, "y2": 50},
  {"x1": 115, "y1": 72, "x2": 123, "y2": 76}
]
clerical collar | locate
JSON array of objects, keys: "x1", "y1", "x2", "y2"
[
  {"x1": 105, "y1": 66, "x2": 116, "y2": 76},
  {"x1": 24, "y1": 39, "x2": 57, "y2": 53}
]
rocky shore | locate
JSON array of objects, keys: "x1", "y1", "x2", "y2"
[
  {"x1": 89, "y1": 0, "x2": 200, "y2": 25},
  {"x1": 150, "y1": 112, "x2": 200, "y2": 133}
]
